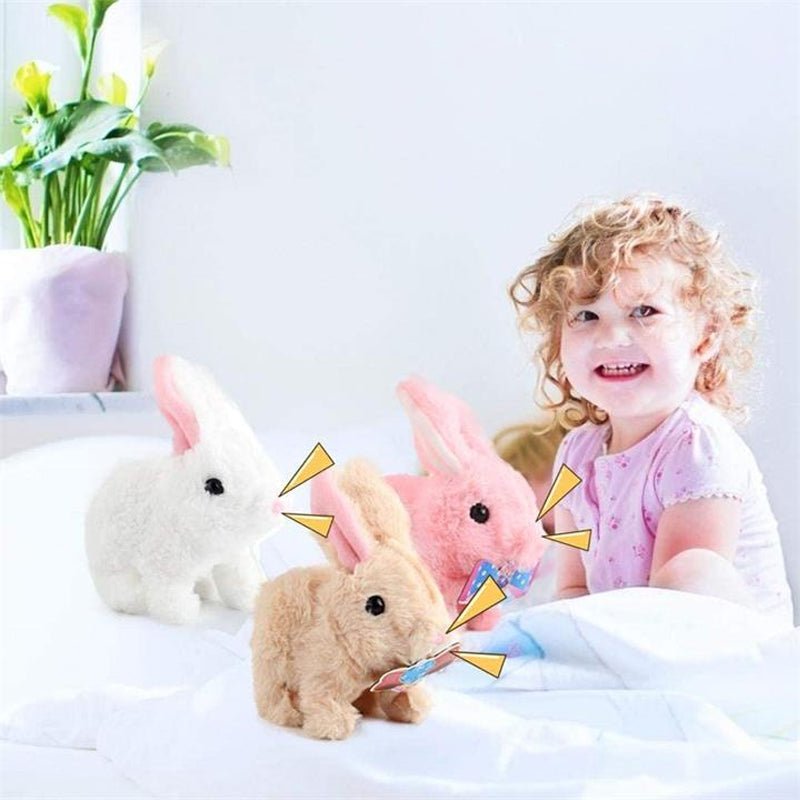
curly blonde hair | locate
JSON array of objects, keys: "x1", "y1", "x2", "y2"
[{"x1": 509, "y1": 195, "x2": 757, "y2": 428}]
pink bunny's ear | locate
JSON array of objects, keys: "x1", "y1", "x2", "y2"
[
  {"x1": 153, "y1": 356, "x2": 200, "y2": 455},
  {"x1": 310, "y1": 470, "x2": 372, "y2": 572},
  {"x1": 451, "y1": 396, "x2": 496, "y2": 459},
  {"x1": 397, "y1": 377, "x2": 494, "y2": 475}
]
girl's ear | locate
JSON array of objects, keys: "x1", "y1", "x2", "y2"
[{"x1": 695, "y1": 322, "x2": 722, "y2": 362}]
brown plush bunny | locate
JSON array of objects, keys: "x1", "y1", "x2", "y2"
[{"x1": 251, "y1": 459, "x2": 452, "y2": 740}]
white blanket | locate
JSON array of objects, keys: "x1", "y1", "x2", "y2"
[{"x1": 6, "y1": 588, "x2": 796, "y2": 799}]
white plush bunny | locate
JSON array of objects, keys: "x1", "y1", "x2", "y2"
[{"x1": 85, "y1": 355, "x2": 284, "y2": 624}]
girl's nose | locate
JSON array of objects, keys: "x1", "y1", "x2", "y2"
[{"x1": 595, "y1": 319, "x2": 633, "y2": 348}]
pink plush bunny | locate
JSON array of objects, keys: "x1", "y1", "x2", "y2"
[{"x1": 385, "y1": 377, "x2": 547, "y2": 631}]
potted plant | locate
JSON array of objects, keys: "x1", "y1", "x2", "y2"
[{"x1": 0, "y1": 0, "x2": 229, "y2": 394}]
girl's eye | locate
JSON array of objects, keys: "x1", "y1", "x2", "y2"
[
  {"x1": 570, "y1": 309, "x2": 598, "y2": 324},
  {"x1": 631, "y1": 305, "x2": 658, "y2": 319}
]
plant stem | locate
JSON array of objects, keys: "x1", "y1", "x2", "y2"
[
  {"x1": 49, "y1": 174, "x2": 63, "y2": 242},
  {"x1": 94, "y1": 167, "x2": 107, "y2": 215},
  {"x1": 96, "y1": 168, "x2": 140, "y2": 249},
  {"x1": 80, "y1": 28, "x2": 99, "y2": 102},
  {"x1": 41, "y1": 176, "x2": 51, "y2": 246},
  {"x1": 94, "y1": 163, "x2": 130, "y2": 246},
  {"x1": 133, "y1": 77, "x2": 152, "y2": 114},
  {"x1": 87, "y1": 160, "x2": 109, "y2": 245},
  {"x1": 19, "y1": 186, "x2": 40, "y2": 247},
  {"x1": 64, "y1": 161, "x2": 78, "y2": 236},
  {"x1": 71, "y1": 167, "x2": 103, "y2": 245}
]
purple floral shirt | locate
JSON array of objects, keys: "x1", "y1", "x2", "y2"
[{"x1": 554, "y1": 391, "x2": 793, "y2": 625}]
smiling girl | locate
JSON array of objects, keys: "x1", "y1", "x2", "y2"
[{"x1": 510, "y1": 196, "x2": 793, "y2": 626}]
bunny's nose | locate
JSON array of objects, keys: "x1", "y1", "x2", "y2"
[{"x1": 271, "y1": 498, "x2": 285, "y2": 515}]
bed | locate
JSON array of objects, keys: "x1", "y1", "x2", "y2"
[{"x1": 1, "y1": 429, "x2": 798, "y2": 799}]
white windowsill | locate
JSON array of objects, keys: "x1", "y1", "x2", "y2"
[{"x1": 0, "y1": 392, "x2": 155, "y2": 416}]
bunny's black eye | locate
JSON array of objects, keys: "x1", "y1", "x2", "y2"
[
  {"x1": 365, "y1": 595, "x2": 385, "y2": 616},
  {"x1": 470, "y1": 502, "x2": 490, "y2": 524},
  {"x1": 205, "y1": 478, "x2": 224, "y2": 495}
]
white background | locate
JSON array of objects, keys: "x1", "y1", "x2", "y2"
[{"x1": 1, "y1": 0, "x2": 798, "y2": 614}]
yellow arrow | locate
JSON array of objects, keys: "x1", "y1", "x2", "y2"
[
  {"x1": 279, "y1": 443, "x2": 334, "y2": 497},
  {"x1": 537, "y1": 464, "x2": 582, "y2": 520},
  {"x1": 446, "y1": 575, "x2": 506, "y2": 633},
  {"x1": 282, "y1": 513, "x2": 334, "y2": 538},
  {"x1": 542, "y1": 528, "x2": 592, "y2": 551},
  {"x1": 455, "y1": 651, "x2": 506, "y2": 679}
]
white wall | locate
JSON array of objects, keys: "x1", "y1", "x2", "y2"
[
  {"x1": 2, "y1": 1, "x2": 798, "y2": 611},
  {"x1": 131, "y1": 0, "x2": 799, "y2": 601}
]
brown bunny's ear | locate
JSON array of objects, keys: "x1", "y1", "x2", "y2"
[
  {"x1": 337, "y1": 459, "x2": 413, "y2": 549},
  {"x1": 310, "y1": 468, "x2": 373, "y2": 572}
]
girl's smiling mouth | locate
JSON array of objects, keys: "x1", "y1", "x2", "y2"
[{"x1": 595, "y1": 362, "x2": 650, "y2": 380}]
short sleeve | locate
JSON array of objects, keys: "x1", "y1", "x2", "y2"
[
  {"x1": 551, "y1": 429, "x2": 579, "y2": 514},
  {"x1": 654, "y1": 423, "x2": 748, "y2": 509}
]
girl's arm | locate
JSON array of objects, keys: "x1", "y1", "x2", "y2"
[
  {"x1": 650, "y1": 497, "x2": 739, "y2": 573},
  {"x1": 649, "y1": 497, "x2": 752, "y2": 605},
  {"x1": 554, "y1": 506, "x2": 589, "y2": 600}
]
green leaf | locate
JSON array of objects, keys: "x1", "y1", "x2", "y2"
[
  {"x1": 0, "y1": 143, "x2": 34, "y2": 170},
  {"x1": 28, "y1": 100, "x2": 131, "y2": 177},
  {"x1": 81, "y1": 130, "x2": 169, "y2": 169},
  {"x1": 142, "y1": 123, "x2": 231, "y2": 172},
  {"x1": 88, "y1": 0, "x2": 119, "y2": 30},
  {"x1": 0, "y1": 168, "x2": 26, "y2": 215},
  {"x1": 48, "y1": 4, "x2": 88, "y2": 60},
  {"x1": 97, "y1": 73, "x2": 127, "y2": 105},
  {"x1": 13, "y1": 61, "x2": 56, "y2": 115}
]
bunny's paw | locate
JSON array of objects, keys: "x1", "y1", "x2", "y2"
[
  {"x1": 146, "y1": 585, "x2": 201, "y2": 625},
  {"x1": 380, "y1": 686, "x2": 432, "y2": 724},
  {"x1": 213, "y1": 559, "x2": 263, "y2": 612},
  {"x1": 302, "y1": 702, "x2": 360, "y2": 740},
  {"x1": 257, "y1": 690, "x2": 303, "y2": 728},
  {"x1": 194, "y1": 575, "x2": 220, "y2": 603}
]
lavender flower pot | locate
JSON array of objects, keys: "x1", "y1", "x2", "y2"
[{"x1": 0, "y1": 245, "x2": 128, "y2": 394}]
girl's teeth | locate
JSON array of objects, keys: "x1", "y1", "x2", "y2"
[{"x1": 600, "y1": 363, "x2": 646, "y2": 376}]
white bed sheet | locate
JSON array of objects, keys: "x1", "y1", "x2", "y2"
[{"x1": 0, "y1": 741, "x2": 150, "y2": 799}]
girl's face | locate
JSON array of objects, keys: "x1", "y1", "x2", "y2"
[{"x1": 559, "y1": 254, "x2": 708, "y2": 424}]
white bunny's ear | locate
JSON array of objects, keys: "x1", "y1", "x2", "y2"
[
  {"x1": 154, "y1": 355, "x2": 200, "y2": 455},
  {"x1": 397, "y1": 376, "x2": 494, "y2": 476},
  {"x1": 153, "y1": 355, "x2": 259, "y2": 455},
  {"x1": 310, "y1": 469, "x2": 372, "y2": 573}
]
